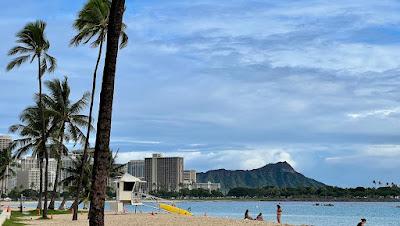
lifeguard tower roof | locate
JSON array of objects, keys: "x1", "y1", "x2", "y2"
[{"x1": 118, "y1": 173, "x2": 145, "y2": 183}]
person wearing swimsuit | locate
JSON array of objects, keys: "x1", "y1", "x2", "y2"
[{"x1": 277, "y1": 204, "x2": 282, "y2": 224}]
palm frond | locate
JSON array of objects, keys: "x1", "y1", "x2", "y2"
[{"x1": 6, "y1": 55, "x2": 30, "y2": 71}]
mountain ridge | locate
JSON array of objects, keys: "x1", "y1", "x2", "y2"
[{"x1": 196, "y1": 161, "x2": 326, "y2": 192}]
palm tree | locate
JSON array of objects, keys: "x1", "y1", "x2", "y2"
[
  {"x1": 70, "y1": 0, "x2": 128, "y2": 220},
  {"x1": 61, "y1": 154, "x2": 93, "y2": 210},
  {"x1": 0, "y1": 147, "x2": 18, "y2": 196},
  {"x1": 9, "y1": 101, "x2": 56, "y2": 211},
  {"x1": 61, "y1": 150, "x2": 123, "y2": 211},
  {"x1": 88, "y1": 1, "x2": 126, "y2": 224},
  {"x1": 43, "y1": 77, "x2": 91, "y2": 209},
  {"x1": 7, "y1": 20, "x2": 56, "y2": 219}
]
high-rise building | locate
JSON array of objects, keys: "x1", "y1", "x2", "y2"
[
  {"x1": 60, "y1": 154, "x2": 80, "y2": 188},
  {"x1": 127, "y1": 160, "x2": 145, "y2": 179},
  {"x1": 19, "y1": 157, "x2": 40, "y2": 170},
  {"x1": 0, "y1": 135, "x2": 12, "y2": 150},
  {"x1": 183, "y1": 170, "x2": 197, "y2": 183},
  {"x1": 193, "y1": 181, "x2": 221, "y2": 192},
  {"x1": 16, "y1": 168, "x2": 56, "y2": 191},
  {"x1": 14, "y1": 157, "x2": 57, "y2": 191},
  {"x1": 145, "y1": 153, "x2": 184, "y2": 192},
  {"x1": 0, "y1": 135, "x2": 12, "y2": 194}
]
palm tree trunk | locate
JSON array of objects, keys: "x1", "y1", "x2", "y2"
[
  {"x1": 37, "y1": 55, "x2": 49, "y2": 219},
  {"x1": 48, "y1": 157, "x2": 60, "y2": 210},
  {"x1": 1, "y1": 178, "x2": 4, "y2": 196},
  {"x1": 88, "y1": 1, "x2": 125, "y2": 225},
  {"x1": 49, "y1": 125, "x2": 65, "y2": 210},
  {"x1": 36, "y1": 158, "x2": 43, "y2": 210},
  {"x1": 72, "y1": 32, "x2": 104, "y2": 221},
  {"x1": 58, "y1": 195, "x2": 66, "y2": 210},
  {"x1": 43, "y1": 144, "x2": 49, "y2": 218},
  {"x1": 48, "y1": 155, "x2": 61, "y2": 209}
]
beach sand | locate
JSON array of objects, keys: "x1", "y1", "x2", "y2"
[{"x1": 20, "y1": 212, "x2": 293, "y2": 226}]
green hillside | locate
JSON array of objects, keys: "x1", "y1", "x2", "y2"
[{"x1": 196, "y1": 161, "x2": 326, "y2": 192}]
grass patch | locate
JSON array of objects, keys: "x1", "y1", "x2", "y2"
[
  {"x1": 3, "y1": 209, "x2": 72, "y2": 226},
  {"x1": 3, "y1": 212, "x2": 26, "y2": 226}
]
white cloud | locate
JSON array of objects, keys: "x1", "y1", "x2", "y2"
[
  {"x1": 110, "y1": 137, "x2": 161, "y2": 145},
  {"x1": 347, "y1": 107, "x2": 400, "y2": 119},
  {"x1": 325, "y1": 144, "x2": 400, "y2": 169},
  {"x1": 363, "y1": 145, "x2": 400, "y2": 157},
  {"x1": 268, "y1": 43, "x2": 400, "y2": 73},
  {"x1": 116, "y1": 148, "x2": 295, "y2": 172}
]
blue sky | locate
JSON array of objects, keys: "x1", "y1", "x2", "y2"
[{"x1": 1, "y1": 0, "x2": 400, "y2": 187}]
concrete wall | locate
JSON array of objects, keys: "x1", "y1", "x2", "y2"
[{"x1": 0, "y1": 209, "x2": 11, "y2": 226}]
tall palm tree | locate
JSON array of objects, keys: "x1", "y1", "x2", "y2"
[
  {"x1": 61, "y1": 153, "x2": 93, "y2": 210},
  {"x1": 9, "y1": 101, "x2": 56, "y2": 211},
  {"x1": 7, "y1": 20, "x2": 56, "y2": 219},
  {"x1": 61, "y1": 150, "x2": 122, "y2": 210},
  {"x1": 43, "y1": 77, "x2": 91, "y2": 209},
  {"x1": 0, "y1": 147, "x2": 18, "y2": 196},
  {"x1": 70, "y1": 0, "x2": 128, "y2": 220},
  {"x1": 88, "y1": 0, "x2": 126, "y2": 225}
]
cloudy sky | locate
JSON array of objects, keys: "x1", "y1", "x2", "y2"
[{"x1": 1, "y1": 0, "x2": 400, "y2": 187}]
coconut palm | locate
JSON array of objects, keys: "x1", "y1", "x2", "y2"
[
  {"x1": 0, "y1": 147, "x2": 18, "y2": 196},
  {"x1": 61, "y1": 150, "x2": 123, "y2": 211},
  {"x1": 61, "y1": 153, "x2": 93, "y2": 210},
  {"x1": 88, "y1": 1, "x2": 126, "y2": 224},
  {"x1": 7, "y1": 20, "x2": 56, "y2": 219},
  {"x1": 70, "y1": 0, "x2": 128, "y2": 220},
  {"x1": 8, "y1": 101, "x2": 56, "y2": 211},
  {"x1": 43, "y1": 77, "x2": 91, "y2": 209}
]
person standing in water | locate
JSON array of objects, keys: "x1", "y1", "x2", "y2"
[
  {"x1": 276, "y1": 204, "x2": 282, "y2": 223},
  {"x1": 357, "y1": 218, "x2": 367, "y2": 226}
]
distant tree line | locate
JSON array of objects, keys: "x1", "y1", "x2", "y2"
[
  {"x1": 150, "y1": 188, "x2": 224, "y2": 199},
  {"x1": 227, "y1": 185, "x2": 400, "y2": 200}
]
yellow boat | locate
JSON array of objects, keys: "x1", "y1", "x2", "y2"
[{"x1": 159, "y1": 203, "x2": 193, "y2": 216}]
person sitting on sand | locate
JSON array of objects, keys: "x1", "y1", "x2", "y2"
[
  {"x1": 256, "y1": 213, "x2": 263, "y2": 221},
  {"x1": 244, "y1": 209, "x2": 253, "y2": 220},
  {"x1": 277, "y1": 204, "x2": 282, "y2": 223},
  {"x1": 357, "y1": 218, "x2": 367, "y2": 226}
]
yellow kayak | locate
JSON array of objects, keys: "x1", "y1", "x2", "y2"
[{"x1": 159, "y1": 203, "x2": 193, "y2": 216}]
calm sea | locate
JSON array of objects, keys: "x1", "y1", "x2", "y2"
[{"x1": 11, "y1": 200, "x2": 400, "y2": 226}]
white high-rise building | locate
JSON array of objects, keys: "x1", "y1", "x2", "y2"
[
  {"x1": 60, "y1": 154, "x2": 80, "y2": 187},
  {"x1": 184, "y1": 170, "x2": 197, "y2": 183},
  {"x1": 14, "y1": 157, "x2": 58, "y2": 191},
  {"x1": 16, "y1": 168, "x2": 56, "y2": 190}
]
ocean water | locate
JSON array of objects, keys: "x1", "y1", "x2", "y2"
[{"x1": 10, "y1": 200, "x2": 400, "y2": 226}]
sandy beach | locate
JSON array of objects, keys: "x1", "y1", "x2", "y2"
[{"x1": 19, "y1": 212, "x2": 292, "y2": 226}]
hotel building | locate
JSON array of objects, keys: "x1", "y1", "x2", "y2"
[
  {"x1": 127, "y1": 160, "x2": 145, "y2": 179},
  {"x1": 144, "y1": 154, "x2": 184, "y2": 192}
]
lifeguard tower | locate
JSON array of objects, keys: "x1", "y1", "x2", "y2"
[
  {"x1": 110, "y1": 173, "x2": 192, "y2": 216},
  {"x1": 111, "y1": 173, "x2": 146, "y2": 213}
]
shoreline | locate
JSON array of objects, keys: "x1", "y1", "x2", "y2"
[
  {"x1": 3, "y1": 198, "x2": 400, "y2": 206},
  {"x1": 16, "y1": 212, "x2": 294, "y2": 226}
]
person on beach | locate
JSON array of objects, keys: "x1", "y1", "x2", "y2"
[
  {"x1": 244, "y1": 209, "x2": 253, "y2": 220},
  {"x1": 277, "y1": 204, "x2": 282, "y2": 223},
  {"x1": 357, "y1": 218, "x2": 367, "y2": 226},
  {"x1": 256, "y1": 213, "x2": 264, "y2": 221}
]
